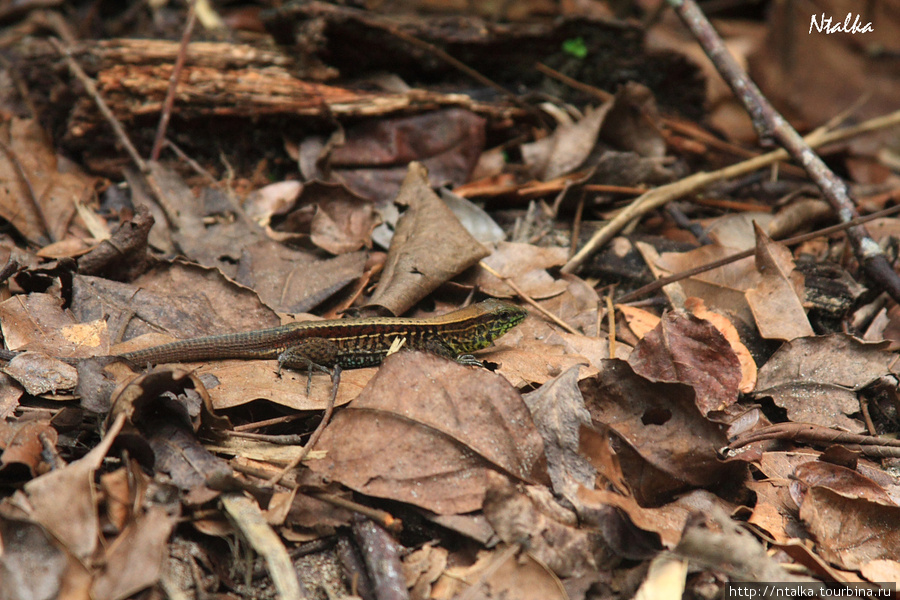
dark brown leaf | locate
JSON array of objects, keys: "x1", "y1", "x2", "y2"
[
  {"x1": 328, "y1": 108, "x2": 486, "y2": 203},
  {"x1": 628, "y1": 311, "x2": 742, "y2": 415},
  {"x1": 582, "y1": 360, "x2": 743, "y2": 504}
]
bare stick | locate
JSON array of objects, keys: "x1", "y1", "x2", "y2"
[
  {"x1": 478, "y1": 261, "x2": 579, "y2": 334},
  {"x1": 151, "y1": 1, "x2": 197, "y2": 161}
]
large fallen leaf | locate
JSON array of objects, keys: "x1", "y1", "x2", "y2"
[
  {"x1": 307, "y1": 351, "x2": 548, "y2": 514},
  {"x1": 798, "y1": 486, "x2": 900, "y2": 571}
]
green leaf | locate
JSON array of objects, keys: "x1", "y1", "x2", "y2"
[{"x1": 562, "y1": 37, "x2": 588, "y2": 59}]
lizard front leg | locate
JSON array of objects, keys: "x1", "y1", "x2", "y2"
[{"x1": 277, "y1": 338, "x2": 339, "y2": 394}]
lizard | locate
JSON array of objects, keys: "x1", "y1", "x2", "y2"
[{"x1": 0, "y1": 298, "x2": 527, "y2": 371}]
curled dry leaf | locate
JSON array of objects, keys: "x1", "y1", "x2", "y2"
[
  {"x1": 0, "y1": 420, "x2": 58, "y2": 477},
  {"x1": 582, "y1": 360, "x2": 744, "y2": 504},
  {"x1": 105, "y1": 367, "x2": 231, "y2": 504},
  {"x1": 483, "y1": 471, "x2": 605, "y2": 577},
  {"x1": 791, "y1": 461, "x2": 895, "y2": 508},
  {"x1": 684, "y1": 297, "x2": 757, "y2": 393},
  {"x1": 368, "y1": 162, "x2": 490, "y2": 313},
  {"x1": 745, "y1": 224, "x2": 814, "y2": 341},
  {"x1": 271, "y1": 181, "x2": 378, "y2": 255},
  {"x1": 522, "y1": 366, "x2": 597, "y2": 502},
  {"x1": 0, "y1": 118, "x2": 87, "y2": 245},
  {"x1": 628, "y1": 311, "x2": 742, "y2": 415},
  {"x1": 522, "y1": 102, "x2": 612, "y2": 181},
  {"x1": 15, "y1": 415, "x2": 124, "y2": 564},
  {"x1": 431, "y1": 544, "x2": 567, "y2": 600},
  {"x1": 308, "y1": 351, "x2": 548, "y2": 515}
]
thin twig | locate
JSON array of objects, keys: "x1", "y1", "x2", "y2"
[
  {"x1": 267, "y1": 365, "x2": 342, "y2": 487},
  {"x1": 164, "y1": 138, "x2": 219, "y2": 184},
  {"x1": 151, "y1": 1, "x2": 197, "y2": 161},
  {"x1": 232, "y1": 412, "x2": 307, "y2": 433},
  {"x1": 226, "y1": 431, "x2": 307, "y2": 445},
  {"x1": 0, "y1": 260, "x2": 19, "y2": 285},
  {"x1": 616, "y1": 200, "x2": 900, "y2": 303},
  {"x1": 666, "y1": 0, "x2": 900, "y2": 303},
  {"x1": 478, "y1": 261, "x2": 579, "y2": 334}
]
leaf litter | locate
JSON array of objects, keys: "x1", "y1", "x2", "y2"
[{"x1": 2, "y1": 1, "x2": 900, "y2": 599}]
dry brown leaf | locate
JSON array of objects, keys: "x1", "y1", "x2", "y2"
[
  {"x1": 308, "y1": 351, "x2": 548, "y2": 514},
  {"x1": 328, "y1": 108, "x2": 486, "y2": 203},
  {"x1": 403, "y1": 544, "x2": 448, "y2": 600},
  {"x1": 798, "y1": 486, "x2": 900, "y2": 571},
  {"x1": 14, "y1": 415, "x2": 124, "y2": 563},
  {"x1": 236, "y1": 240, "x2": 367, "y2": 314},
  {"x1": 0, "y1": 420, "x2": 57, "y2": 477},
  {"x1": 368, "y1": 162, "x2": 490, "y2": 313},
  {"x1": 89, "y1": 505, "x2": 178, "y2": 600},
  {"x1": 746, "y1": 478, "x2": 800, "y2": 543},
  {"x1": 523, "y1": 366, "x2": 597, "y2": 502},
  {"x1": 617, "y1": 304, "x2": 660, "y2": 340},
  {"x1": 78, "y1": 263, "x2": 280, "y2": 340},
  {"x1": 431, "y1": 544, "x2": 567, "y2": 600},
  {"x1": 599, "y1": 82, "x2": 666, "y2": 159},
  {"x1": 753, "y1": 335, "x2": 899, "y2": 433},
  {"x1": 745, "y1": 224, "x2": 814, "y2": 340},
  {"x1": 471, "y1": 242, "x2": 569, "y2": 300},
  {"x1": 522, "y1": 102, "x2": 612, "y2": 181},
  {"x1": 271, "y1": 181, "x2": 378, "y2": 255},
  {"x1": 483, "y1": 472, "x2": 603, "y2": 577},
  {"x1": 684, "y1": 297, "x2": 757, "y2": 393},
  {"x1": 0, "y1": 118, "x2": 89, "y2": 245},
  {"x1": 0, "y1": 293, "x2": 109, "y2": 358},
  {"x1": 792, "y1": 461, "x2": 895, "y2": 507},
  {"x1": 158, "y1": 359, "x2": 367, "y2": 411}
]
